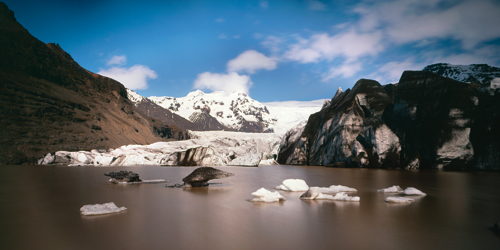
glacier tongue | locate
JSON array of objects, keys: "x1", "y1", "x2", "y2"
[{"x1": 38, "y1": 131, "x2": 281, "y2": 167}]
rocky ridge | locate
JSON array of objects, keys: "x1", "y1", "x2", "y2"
[
  {"x1": 279, "y1": 69, "x2": 500, "y2": 170},
  {"x1": 423, "y1": 63, "x2": 500, "y2": 84},
  {"x1": 0, "y1": 3, "x2": 175, "y2": 164}
]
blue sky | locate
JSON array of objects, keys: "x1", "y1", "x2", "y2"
[{"x1": 5, "y1": 0, "x2": 500, "y2": 102}]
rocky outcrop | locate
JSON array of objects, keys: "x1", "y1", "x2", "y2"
[
  {"x1": 382, "y1": 71, "x2": 477, "y2": 169},
  {"x1": 279, "y1": 79, "x2": 400, "y2": 168},
  {"x1": 278, "y1": 70, "x2": 500, "y2": 170},
  {"x1": 104, "y1": 171, "x2": 142, "y2": 183},
  {"x1": 0, "y1": 3, "x2": 174, "y2": 165},
  {"x1": 182, "y1": 167, "x2": 234, "y2": 187}
]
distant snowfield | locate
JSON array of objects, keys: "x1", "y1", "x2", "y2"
[
  {"x1": 146, "y1": 89, "x2": 325, "y2": 135},
  {"x1": 262, "y1": 100, "x2": 325, "y2": 135}
]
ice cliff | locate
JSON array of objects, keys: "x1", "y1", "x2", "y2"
[{"x1": 39, "y1": 131, "x2": 281, "y2": 167}]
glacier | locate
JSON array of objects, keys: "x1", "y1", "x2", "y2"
[{"x1": 38, "y1": 131, "x2": 281, "y2": 167}]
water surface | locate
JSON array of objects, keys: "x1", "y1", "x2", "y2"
[{"x1": 0, "y1": 165, "x2": 499, "y2": 250}]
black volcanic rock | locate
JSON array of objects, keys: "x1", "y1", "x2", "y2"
[
  {"x1": 279, "y1": 79, "x2": 400, "y2": 168},
  {"x1": 104, "y1": 171, "x2": 142, "y2": 183},
  {"x1": 182, "y1": 167, "x2": 234, "y2": 187},
  {"x1": 0, "y1": 3, "x2": 175, "y2": 164},
  {"x1": 382, "y1": 71, "x2": 477, "y2": 169},
  {"x1": 279, "y1": 70, "x2": 500, "y2": 170}
]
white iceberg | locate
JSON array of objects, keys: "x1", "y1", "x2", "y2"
[
  {"x1": 317, "y1": 185, "x2": 357, "y2": 193},
  {"x1": 300, "y1": 187, "x2": 336, "y2": 200},
  {"x1": 300, "y1": 187, "x2": 360, "y2": 201},
  {"x1": 330, "y1": 192, "x2": 360, "y2": 201},
  {"x1": 377, "y1": 185, "x2": 404, "y2": 193},
  {"x1": 80, "y1": 202, "x2": 127, "y2": 216},
  {"x1": 275, "y1": 179, "x2": 309, "y2": 192},
  {"x1": 249, "y1": 188, "x2": 286, "y2": 202},
  {"x1": 403, "y1": 187, "x2": 427, "y2": 196},
  {"x1": 385, "y1": 197, "x2": 415, "y2": 203}
]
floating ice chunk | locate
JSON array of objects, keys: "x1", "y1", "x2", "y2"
[
  {"x1": 300, "y1": 187, "x2": 335, "y2": 200},
  {"x1": 317, "y1": 185, "x2": 357, "y2": 193},
  {"x1": 331, "y1": 192, "x2": 360, "y2": 201},
  {"x1": 377, "y1": 185, "x2": 404, "y2": 193},
  {"x1": 80, "y1": 202, "x2": 127, "y2": 216},
  {"x1": 385, "y1": 197, "x2": 415, "y2": 203},
  {"x1": 249, "y1": 188, "x2": 286, "y2": 202},
  {"x1": 275, "y1": 179, "x2": 309, "y2": 191},
  {"x1": 404, "y1": 187, "x2": 427, "y2": 196},
  {"x1": 301, "y1": 188, "x2": 359, "y2": 201}
]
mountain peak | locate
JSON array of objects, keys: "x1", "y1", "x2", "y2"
[
  {"x1": 0, "y1": 2, "x2": 15, "y2": 22},
  {"x1": 422, "y1": 63, "x2": 500, "y2": 84}
]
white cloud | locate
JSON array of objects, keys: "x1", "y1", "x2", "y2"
[
  {"x1": 106, "y1": 55, "x2": 127, "y2": 66},
  {"x1": 261, "y1": 35, "x2": 284, "y2": 54},
  {"x1": 98, "y1": 65, "x2": 158, "y2": 90},
  {"x1": 285, "y1": 31, "x2": 384, "y2": 64},
  {"x1": 227, "y1": 50, "x2": 278, "y2": 74},
  {"x1": 369, "y1": 59, "x2": 425, "y2": 84},
  {"x1": 323, "y1": 61, "x2": 363, "y2": 80},
  {"x1": 215, "y1": 18, "x2": 225, "y2": 23},
  {"x1": 354, "y1": 0, "x2": 500, "y2": 49},
  {"x1": 193, "y1": 72, "x2": 253, "y2": 94},
  {"x1": 218, "y1": 33, "x2": 227, "y2": 39},
  {"x1": 307, "y1": 0, "x2": 327, "y2": 11},
  {"x1": 233, "y1": 35, "x2": 241, "y2": 39}
]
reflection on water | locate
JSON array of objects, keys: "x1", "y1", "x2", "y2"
[{"x1": 0, "y1": 165, "x2": 499, "y2": 250}]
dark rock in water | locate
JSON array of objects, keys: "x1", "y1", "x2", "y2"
[
  {"x1": 182, "y1": 167, "x2": 234, "y2": 187},
  {"x1": 104, "y1": 171, "x2": 142, "y2": 183}
]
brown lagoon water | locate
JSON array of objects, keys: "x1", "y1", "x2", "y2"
[{"x1": 0, "y1": 165, "x2": 499, "y2": 250}]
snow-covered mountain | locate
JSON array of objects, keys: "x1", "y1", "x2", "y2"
[
  {"x1": 149, "y1": 90, "x2": 277, "y2": 133},
  {"x1": 422, "y1": 63, "x2": 500, "y2": 84},
  {"x1": 129, "y1": 89, "x2": 324, "y2": 134}
]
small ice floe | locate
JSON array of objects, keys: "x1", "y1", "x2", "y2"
[
  {"x1": 330, "y1": 192, "x2": 360, "y2": 201},
  {"x1": 275, "y1": 179, "x2": 309, "y2": 192},
  {"x1": 385, "y1": 197, "x2": 415, "y2": 203},
  {"x1": 300, "y1": 187, "x2": 360, "y2": 201},
  {"x1": 249, "y1": 188, "x2": 286, "y2": 202},
  {"x1": 80, "y1": 202, "x2": 127, "y2": 216},
  {"x1": 403, "y1": 187, "x2": 427, "y2": 196},
  {"x1": 317, "y1": 185, "x2": 357, "y2": 193},
  {"x1": 377, "y1": 185, "x2": 404, "y2": 193}
]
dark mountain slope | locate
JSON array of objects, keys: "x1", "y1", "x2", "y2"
[{"x1": 0, "y1": 2, "x2": 178, "y2": 164}]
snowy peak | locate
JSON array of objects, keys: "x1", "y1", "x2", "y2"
[
  {"x1": 422, "y1": 63, "x2": 500, "y2": 84},
  {"x1": 149, "y1": 90, "x2": 276, "y2": 133}
]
